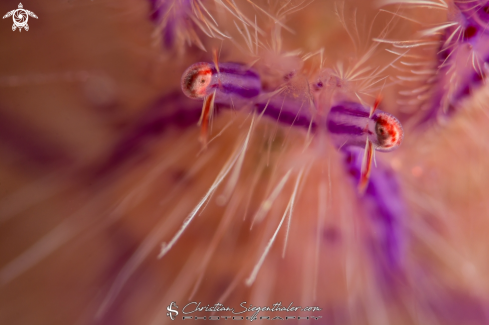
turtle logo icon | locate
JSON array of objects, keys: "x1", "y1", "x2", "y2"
[{"x1": 3, "y1": 3, "x2": 38, "y2": 32}]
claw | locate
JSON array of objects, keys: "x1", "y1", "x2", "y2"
[
  {"x1": 198, "y1": 90, "x2": 216, "y2": 149},
  {"x1": 370, "y1": 93, "x2": 382, "y2": 118},
  {"x1": 358, "y1": 139, "x2": 374, "y2": 194}
]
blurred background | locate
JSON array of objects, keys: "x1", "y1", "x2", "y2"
[{"x1": 1, "y1": 0, "x2": 489, "y2": 324}]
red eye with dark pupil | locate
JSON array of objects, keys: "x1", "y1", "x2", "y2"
[
  {"x1": 374, "y1": 113, "x2": 403, "y2": 149},
  {"x1": 181, "y1": 63, "x2": 212, "y2": 99}
]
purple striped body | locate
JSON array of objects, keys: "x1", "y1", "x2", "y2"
[
  {"x1": 181, "y1": 61, "x2": 321, "y2": 124},
  {"x1": 327, "y1": 102, "x2": 374, "y2": 148},
  {"x1": 326, "y1": 102, "x2": 403, "y2": 151},
  {"x1": 181, "y1": 62, "x2": 261, "y2": 107}
]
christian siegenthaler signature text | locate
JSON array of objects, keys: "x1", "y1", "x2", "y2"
[{"x1": 166, "y1": 301, "x2": 322, "y2": 321}]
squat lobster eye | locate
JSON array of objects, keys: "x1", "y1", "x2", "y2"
[
  {"x1": 374, "y1": 113, "x2": 403, "y2": 151},
  {"x1": 181, "y1": 62, "x2": 213, "y2": 99},
  {"x1": 376, "y1": 125, "x2": 388, "y2": 139}
]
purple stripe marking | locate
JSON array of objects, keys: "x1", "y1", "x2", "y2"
[
  {"x1": 210, "y1": 83, "x2": 260, "y2": 98},
  {"x1": 330, "y1": 103, "x2": 369, "y2": 118},
  {"x1": 255, "y1": 102, "x2": 316, "y2": 130},
  {"x1": 210, "y1": 64, "x2": 260, "y2": 79},
  {"x1": 327, "y1": 119, "x2": 364, "y2": 135}
]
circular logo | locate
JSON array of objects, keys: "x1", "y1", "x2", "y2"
[{"x1": 13, "y1": 10, "x2": 28, "y2": 27}]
